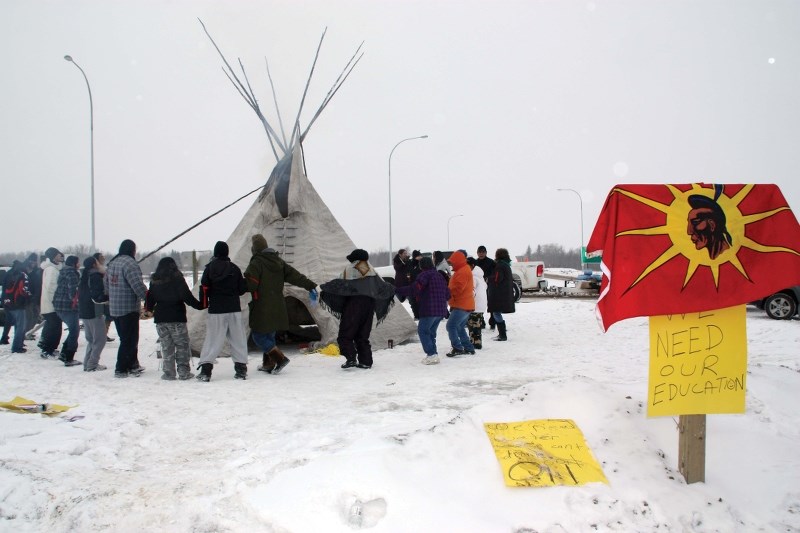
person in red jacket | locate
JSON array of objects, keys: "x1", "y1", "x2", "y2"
[{"x1": 444, "y1": 251, "x2": 475, "y2": 357}]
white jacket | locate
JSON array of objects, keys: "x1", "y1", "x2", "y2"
[
  {"x1": 40, "y1": 259, "x2": 62, "y2": 314},
  {"x1": 472, "y1": 265, "x2": 488, "y2": 313}
]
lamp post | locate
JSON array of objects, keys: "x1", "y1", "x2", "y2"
[
  {"x1": 64, "y1": 54, "x2": 95, "y2": 252},
  {"x1": 388, "y1": 135, "x2": 428, "y2": 260},
  {"x1": 557, "y1": 188, "x2": 584, "y2": 269},
  {"x1": 447, "y1": 214, "x2": 464, "y2": 249}
]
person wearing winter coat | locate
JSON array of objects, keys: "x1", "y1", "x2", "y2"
[
  {"x1": 78, "y1": 256, "x2": 109, "y2": 371},
  {"x1": 2, "y1": 260, "x2": 32, "y2": 353},
  {"x1": 39, "y1": 247, "x2": 64, "y2": 358},
  {"x1": 196, "y1": 241, "x2": 249, "y2": 382},
  {"x1": 392, "y1": 249, "x2": 411, "y2": 302},
  {"x1": 52, "y1": 255, "x2": 82, "y2": 366},
  {"x1": 466, "y1": 257, "x2": 488, "y2": 350},
  {"x1": 407, "y1": 250, "x2": 423, "y2": 319},
  {"x1": 105, "y1": 239, "x2": 148, "y2": 378},
  {"x1": 395, "y1": 256, "x2": 450, "y2": 365},
  {"x1": 24, "y1": 253, "x2": 43, "y2": 341},
  {"x1": 245, "y1": 234, "x2": 317, "y2": 375},
  {"x1": 444, "y1": 251, "x2": 475, "y2": 357},
  {"x1": 145, "y1": 257, "x2": 203, "y2": 380},
  {"x1": 487, "y1": 248, "x2": 516, "y2": 341},
  {"x1": 93, "y1": 252, "x2": 114, "y2": 342},
  {"x1": 319, "y1": 249, "x2": 395, "y2": 370}
]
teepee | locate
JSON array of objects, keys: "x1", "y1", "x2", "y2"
[{"x1": 187, "y1": 22, "x2": 417, "y2": 354}]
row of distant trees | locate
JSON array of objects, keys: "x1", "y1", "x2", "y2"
[
  {"x1": 0, "y1": 246, "x2": 189, "y2": 277},
  {"x1": 367, "y1": 243, "x2": 586, "y2": 270}
]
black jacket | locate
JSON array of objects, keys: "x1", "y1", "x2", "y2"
[
  {"x1": 487, "y1": 260, "x2": 515, "y2": 314},
  {"x1": 475, "y1": 257, "x2": 496, "y2": 280},
  {"x1": 146, "y1": 271, "x2": 203, "y2": 323},
  {"x1": 78, "y1": 269, "x2": 108, "y2": 320},
  {"x1": 199, "y1": 257, "x2": 247, "y2": 314}
]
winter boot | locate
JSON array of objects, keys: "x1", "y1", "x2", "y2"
[
  {"x1": 341, "y1": 356, "x2": 357, "y2": 369},
  {"x1": 493, "y1": 322, "x2": 507, "y2": 341},
  {"x1": 196, "y1": 363, "x2": 213, "y2": 382},
  {"x1": 271, "y1": 347, "x2": 290, "y2": 374},
  {"x1": 63, "y1": 351, "x2": 82, "y2": 367},
  {"x1": 234, "y1": 362, "x2": 248, "y2": 380},
  {"x1": 258, "y1": 351, "x2": 277, "y2": 373}
]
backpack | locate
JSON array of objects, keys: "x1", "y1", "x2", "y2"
[{"x1": 2, "y1": 271, "x2": 28, "y2": 309}]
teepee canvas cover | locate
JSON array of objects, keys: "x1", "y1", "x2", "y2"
[{"x1": 187, "y1": 23, "x2": 416, "y2": 355}]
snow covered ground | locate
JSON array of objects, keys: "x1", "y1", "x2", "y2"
[{"x1": 0, "y1": 297, "x2": 798, "y2": 532}]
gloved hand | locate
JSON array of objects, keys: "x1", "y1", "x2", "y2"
[{"x1": 309, "y1": 288, "x2": 319, "y2": 308}]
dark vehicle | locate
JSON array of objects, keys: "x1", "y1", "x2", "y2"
[{"x1": 752, "y1": 286, "x2": 800, "y2": 320}]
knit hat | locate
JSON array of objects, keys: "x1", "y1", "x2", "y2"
[
  {"x1": 412, "y1": 250, "x2": 422, "y2": 259},
  {"x1": 119, "y1": 239, "x2": 136, "y2": 257},
  {"x1": 83, "y1": 256, "x2": 97, "y2": 270},
  {"x1": 65, "y1": 255, "x2": 80, "y2": 268},
  {"x1": 213, "y1": 241, "x2": 229, "y2": 258},
  {"x1": 44, "y1": 247, "x2": 62, "y2": 261},
  {"x1": 251, "y1": 234, "x2": 268, "y2": 254},
  {"x1": 346, "y1": 249, "x2": 369, "y2": 263},
  {"x1": 477, "y1": 245, "x2": 487, "y2": 253}
]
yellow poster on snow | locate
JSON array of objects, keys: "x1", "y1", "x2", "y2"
[
  {"x1": 484, "y1": 419, "x2": 608, "y2": 487},
  {"x1": 648, "y1": 305, "x2": 747, "y2": 417}
]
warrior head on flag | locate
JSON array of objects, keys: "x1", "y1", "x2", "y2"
[{"x1": 586, "y1": 183, "x2": 800, "y2": 332}]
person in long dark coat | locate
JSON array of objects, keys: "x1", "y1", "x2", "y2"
[
  {"x1": 319, "y1": 249, "x2": 395, "y2": 370},
  {"x1": 392, "y1": 249, "x2": 411, "y2": 302},
  {"x1": 245, "y1": 234, "x2": 317, "y2": 375},
  {"x1": 487, "y1": 248, "x2": 515, "y2": 341}
]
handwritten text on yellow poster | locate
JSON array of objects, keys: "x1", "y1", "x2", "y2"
[
  {"x1": 648, "y1": 305, "x2": 747, "y2": 417},
  {"x1": 484, "y1": 419, "x2": 608, "y2": 487}
]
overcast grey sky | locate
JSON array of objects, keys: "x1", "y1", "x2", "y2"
[{"x1": 2, "y1": 0, "x2": 799, "y2": 259}]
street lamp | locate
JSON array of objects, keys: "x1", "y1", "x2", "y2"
[
  {"x1": 447, "y1": 214, "x2": 464, "y2": 249},
  {"x1": 64, "y1": 54, "x2": 95, "y2": 252},
  {"x1": 388, "y1": 135, "x2": 428, "y2": 260},
  {"x1": 557, "y1": 188, "x2": 584, "y2": 269}
]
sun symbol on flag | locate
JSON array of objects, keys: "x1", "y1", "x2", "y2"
[{"x1": 613, "y1": 183, "x2": 797, "y2": 289}]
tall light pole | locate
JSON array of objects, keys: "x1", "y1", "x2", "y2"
[
  {"x1": 447, "y1": 214, "x2": 464, "y2": 249},
  {"x1": 557, "y1": 188, "x2": 584, "y2": 269},
  {"x1": 388, "y1": 135, "x2": 428, "y2": 260},
  {"x1": 64, "y1": 54, "x2": 95, "y2": 252}
]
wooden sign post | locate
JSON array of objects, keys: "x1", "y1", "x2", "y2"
[{"x1": 678, "y1": 414, "x2": 706, "y2": 483}]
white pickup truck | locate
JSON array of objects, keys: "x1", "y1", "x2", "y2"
[{"x1": 509, "y1": 261, "x2": 548, "y2": 301}]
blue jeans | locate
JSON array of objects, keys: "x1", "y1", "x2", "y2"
[
  {"x1": 56, "y1": 310, "x2": 80, "y2": 356},
  {"x1": 492, "y1": 312, "x2": 505, "y2": 324},
  {"x1": 417, "y1": 316, "x2": 443, "y2": 356},
  {"x1": 446, "y1": 309, "x2": 474, "y2": 351},
  {"x1": 7, "y1": 309, "x2": 26, "y2": 352},
  {"x1": 251, "y1": 330, "x2": 276, "y2": 353}
]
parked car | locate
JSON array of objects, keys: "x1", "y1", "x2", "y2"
[{"x1": 752, "y1": 286, "x2": 800, "y2": 320}]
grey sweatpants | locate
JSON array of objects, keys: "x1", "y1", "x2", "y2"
[
  {"x1": 198, "y1": 312, "x2": 249, "y2": 365},
  {"x1": 156, "y1": 322, "x2": 193, "y2": 378},
  {"x1": 82, "y1": 316, "x2": 107, "y2": 370}
]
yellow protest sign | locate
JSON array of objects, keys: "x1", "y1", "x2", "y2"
[
  {"x1": 0, "y1": 396, "x2": 76, "y2": 416},
  {"x1": 648, "y1": 305, "x2": 747, "y2": 417},
  {"x1": 484, "y1": 419, "x2": 608, "y2": 487}
]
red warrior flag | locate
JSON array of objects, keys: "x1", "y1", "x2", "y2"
[{"x1": 586, "y1": 183, "x2": 800, "y2": 331}]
